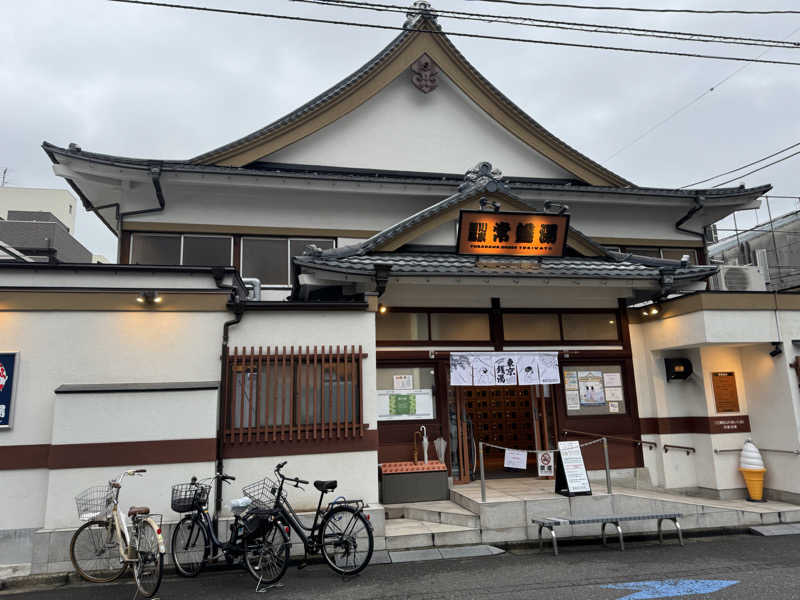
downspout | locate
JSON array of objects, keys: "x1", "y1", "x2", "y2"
[
  {"x1": 116, "y1": 164, "x2": 167, "y2": 263},
  {"x1": 213, "y1": 267, "x2": 244, "y2": 536}
]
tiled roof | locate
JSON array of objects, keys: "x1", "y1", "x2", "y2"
[{"x1": 295, "y1": 252, "x2": 717, "y2": 281}]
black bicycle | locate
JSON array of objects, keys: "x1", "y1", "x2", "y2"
[
  {"x1": 170, "y1": 473, "x2": 287, "y2": 581},
  {"x1": 244, "y1": 461, "x2": 374, "y2": 584}
]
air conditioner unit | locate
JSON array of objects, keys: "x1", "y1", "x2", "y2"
[
  {"x1": 242, "y1": 277, "x2": 262, "y2": 301},
  {"x1": 711, "y1": 265, "x2": 767, "y2": 292}
]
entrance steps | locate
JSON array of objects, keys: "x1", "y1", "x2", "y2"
[{"x1": 384, "y1": 501, "x2": 481, "y2": 550}]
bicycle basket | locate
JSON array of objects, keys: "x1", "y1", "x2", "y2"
[
  {"x1": 242, "y1": 477, "x2": 285, "y2": 510},
  {"x1": 171, "y1": 482, "x2": 211, "y2": 513},
  {"x1": 75, "y1": 485, "x2": 114, "y2": 522}
]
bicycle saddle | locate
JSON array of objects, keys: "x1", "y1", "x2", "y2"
[
  {"x1": 314, "y1": 480, "x2": 337, "y2": 492},
  {"x1": 128, "y1": 506, "x2": 150, "y2": 517}
]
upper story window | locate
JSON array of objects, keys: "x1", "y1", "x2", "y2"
[
  {"x1": 130, "y1": 233, "x2": 233, "y2": 267},
  {"x1": 241, "y1": 237, "x2": 334, "y2": 287},
  {"x1": 621, "y1": 246, "x2": 698, "y2": 264}
]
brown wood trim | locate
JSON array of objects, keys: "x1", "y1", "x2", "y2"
[
  {"x1": 124, "y1": 222, "x2": 376, "y2": 238},
  {"x1": 120, "y1": 231, "x2": 132, "y2": 265},
  {"x1": 0, "y1": 439, "x2": 216, "y2": 470},
  {"x1": 640, "y1": 415, "x2": 751, "y2": 435},
  {"x1": 0, "y1": 444, "x2": 50, "y2": 470},
  {"x1": 222, "y1": 429, "x2": 378, "y2": 459}
]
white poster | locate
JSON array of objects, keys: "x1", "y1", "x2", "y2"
[
  {"x1": 537, "y1": 353, "x2": 561, "y2": 384},
  {"x1": 558, "y1": 440, "x2": 591, "y2": 494},
  {"x1": 517, "y1": 354, "x2": 540, "y2": 385},
  {"x1": 493, "y1": 355, "x2": 518, "y2": 386},
  {"x1": 603, "y1": 372, "x2": 623, "y2": 388},
  {"x1": 393, "y1": 374, "x2": 413, "y2": 390},
  {"x1": 564, "y1": 370, "x2": 578, "y2": 390},
  {"x1": 537, "y1": 450, "x2": 554, "y2": 477},
  {"x1": 566, "y1": 390, "x2": 580, "y2": 411},
  {"x1": 504, "y1": 448, "x2": 528, "y2": 470},
  {"x1": 578, "y1": 370, "x2": 606, "y2": 405},
  {"x1": 377, "y1": 389, "x2": 435, "y2": 421},
  {"x1": 606, "y1": 387, "x2": 624, "y2": 402},
  {"x1": 472, "y1": 355, "x2": 494, "y2": 386},
  {"x1": 449, "y1": 353, "x2": 473, "y2": 386}
]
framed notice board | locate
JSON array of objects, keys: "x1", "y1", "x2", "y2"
[{"x1": 712, "y1": 372, "x2": 739, "y2": 413}]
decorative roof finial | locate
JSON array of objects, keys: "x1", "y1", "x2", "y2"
[
  {"x1": 404, "y1": 1, "x2": 437, "y2": 29},
  {"x1": 459, "y1": 162, "x2": 510, "y2": 194}
]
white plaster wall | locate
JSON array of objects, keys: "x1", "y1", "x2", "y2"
[
  {"x1": 224, "y1": 451, "x2": 379, "y2": 514},
  {"x1": 0, "y1": 469, "x2": 49, "y2": 530},
  {"x1": 43, "y1": 462, "x2": 215, "y2": 530},
  {"x1": 641, "y1": 311, "x2": 778, "y2": 351},
  {"x1": 265, "y1": 73, "x2": 574, "y2": 179},
  {"x1": 51, "y1": 390, "x2": 217, "y2": 445}
]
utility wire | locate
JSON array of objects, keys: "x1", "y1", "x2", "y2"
[
  {"x1": 303, "y1": 0, "x2": 800, "y2": 49},
  {"x1": 682, "y1": 141, "x2": 800, "y2": 188},
  {"x1": 605, "y1": 24, "x2": 800, "y2": 161},
  {"x1": 711, "y1": 150, "x2": 800, "y2": 188},
  {"x1": 108, "y1": 0, "x2": 800, "y2": 67},
  {"x1": 467, "y1": 0, "x2": 800, "y2": 16}
]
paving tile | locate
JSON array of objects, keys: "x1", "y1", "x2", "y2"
[
  {"x1": 370, "y1": 550, "x2": 392, "y2": 564},
  {"x1": 388, "y1": 548, "x2": 442, "y2": 563},
  {"x1": 438, "y1": 545, "x2": 504, "y2": 559},
  {"x1": 750, "y1": 523, "x2": 800, "y2": 536}
]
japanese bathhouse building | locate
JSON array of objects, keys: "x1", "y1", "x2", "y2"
[{"x1": 9, "y1": 3, "x2": 800, "y2": 564}]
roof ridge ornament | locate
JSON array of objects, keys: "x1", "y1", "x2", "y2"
[
  {"x1": 404, "y1": 1, "x2": 437, "y2": 29},
  {"x1": 459, "y1": 162, "x2": 510, "y2": 194}
]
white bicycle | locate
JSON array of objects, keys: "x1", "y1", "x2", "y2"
[{"x1": 70, "y1": 469, "x2": 165, "y2": 598}]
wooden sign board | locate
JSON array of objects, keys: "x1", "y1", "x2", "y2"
[
  {"x1": 712, "y1": 372, "x2": 740, "y2": 413},
  {"x1": 457, "y1": 210, "x2": 569, "y2": 257}
]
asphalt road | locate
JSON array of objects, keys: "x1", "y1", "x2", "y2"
[{"x1": 6, "y1": 534, "x2": 800, "y2": 599}]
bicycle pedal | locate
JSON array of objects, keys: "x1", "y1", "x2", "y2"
[{"x1": 297, "y1": 561, "x2": 309, "y2": 570}]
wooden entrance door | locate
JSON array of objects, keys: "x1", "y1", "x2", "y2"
[{"x1": 457, "y1": 386, "x2": 556, "y2": 474}]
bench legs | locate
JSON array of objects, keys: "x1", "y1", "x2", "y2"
[
  {"x1": 601, "y1": 521, "x2": 624, "y2": 551},
  {"x1": 538, "y1": 524, "x2": 558, "y2": 556},
  {"x1": 658, "y1": 517, "x2": 684, "y2": 546}
]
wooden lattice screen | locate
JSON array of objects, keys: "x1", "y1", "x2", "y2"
[{"x1": 222, "y1": 345, "x2": 365, "y2": 446}]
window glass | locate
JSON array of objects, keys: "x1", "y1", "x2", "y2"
[
  {"x1": 430, "y1": 313, "x2": 490, "y2": 341},
  {"x1": 502, "y1": 313, "x2": 560, "y2": 341},
  {"x1": 289, "y1": 238, "x2": 334, "y2": 259},
  {"x1": 182, "y1": 235, "x2": 232, "y2": 266},
  {"x1": 623, "y1": 247, "x2": 660, "y2": 258},
  {"x1": 241, "y1": 238, "x2": 289, "y2": 285},
  {"x1": 131, "y1": 234, "x2": 180, "y2": 265},
  {"x1": 562, "y1": 365, "x2": 626, "y2": 415},
  {"x1": 377, "y1": 312, "x2": 429, "y2": 341},
  {"x1": 377, "y1": 367, "x2": 436, "y2": 421},
  {"x1": 562, "y1": 313, "x2": 619, "y2": 341},
  {"x1": 661, "y1": 248, "x2": 697, "y2": 264}
]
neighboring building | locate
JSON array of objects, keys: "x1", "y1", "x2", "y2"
[
  {"x1": 0, "y1": 210, "x2": 92, "y2": 263},
  {"x1": 708, "y1": 210, "x2": 800, "y2": 291},
  {"x1": 3, "y1": 1, "x2": 799, "y2": 575},
  {"x1": 0, "y1": 186, "x2": 76, "y2": 233}
]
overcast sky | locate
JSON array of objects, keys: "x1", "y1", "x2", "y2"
[{"x1": 2, "y1": 0, "x2": 799, "y2": 259}]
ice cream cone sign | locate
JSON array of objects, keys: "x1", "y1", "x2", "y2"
[{"x1": 739, "y1": 439, "x2": 766, "y2": 502}]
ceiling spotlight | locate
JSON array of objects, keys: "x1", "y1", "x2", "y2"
[
  {"x1": 641, "y1": 310, "x2": 648, "y2": 317},
  {"x1": 378, "y1": 304, "x2": 388, "y2": 314},
  {"x1": 769, "y1": 342, "x2": 783, "y2": 358},
  {"x1": 649, "y1": 306, "x2": 660, "y2": 315},
  {"x1": 137, "y1": 290, "x2": 162, "y2": 305}
]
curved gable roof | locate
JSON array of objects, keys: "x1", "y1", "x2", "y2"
[{"x1": 191, "y1": 14, "x2": 631, "y2": 187}]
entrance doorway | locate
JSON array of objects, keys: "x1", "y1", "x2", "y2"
[{"x1": 454, "y1": 385, "x2": 558, "y2": 480}]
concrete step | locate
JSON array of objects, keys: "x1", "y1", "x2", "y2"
[
  {"x1": 385, "y1": 518, "x2": 481, "y2": 550},
  {"x1": 385, "y1": 500, "x2": 480, "y2": 529}
]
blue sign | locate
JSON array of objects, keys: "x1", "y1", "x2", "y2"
[
  {"x1": 0, "y1": 352, "x2": 19, "y2": 429},
  {"x1": 604, "y1": 579, "x2": 739, "y2": 599}
]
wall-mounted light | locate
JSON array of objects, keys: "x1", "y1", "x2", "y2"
[
  {"x1": 137, "y1": 290, "x2": 163, "y2": 305},
  {"x1": 378, "y1": 304, "x2": 388, "y2": 314},
  {"x1": 769, "y1": 341, "x2": 783, "y2": 357},
  {"x1": 649, "y1": 305, "x2": 660, "y2": 316}
]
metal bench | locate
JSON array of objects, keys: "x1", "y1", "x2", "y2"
[{"x1": 531, "y1": 513, "x2": 683, "y2": 555}]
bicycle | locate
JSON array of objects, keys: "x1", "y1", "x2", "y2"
[
  {"x1": 244, "y1": 461, "x2": 374, "y2": 584},
  {"x1": 170, "y1": 472, "x2": 288, "y2": 581},
  {"x1": 70, "y1": 469, "x2": 165, "y2": 598}
]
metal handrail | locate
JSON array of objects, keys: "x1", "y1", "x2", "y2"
[
  {"x1": 715, "y1": 447, "x2": 800, "y2": 455},
  {"x1": 562, "y1": 429, "x2": 657, "y2": 450},
  {"x1": 664, "y1": 444, "x2": 696, "y2": 455}
]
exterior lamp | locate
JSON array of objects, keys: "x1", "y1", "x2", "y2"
[
  {"x1": 137, "y1": 291, "x2": 163, "y2": 305},
  {"x1": 378, "y1": 304, "x2": 388, "y2": 314},
  {"x1": 649, "y1": 306, "x2": 659, "y2": 315}
]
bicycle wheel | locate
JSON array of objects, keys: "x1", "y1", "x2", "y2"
[
  {"x1": 70, "y1": 519, "x2": 127, "y2": 583},
  {"x1": 171, "y1": 514, "x2": 209, "y2": 577},
  {"x1": 132, "y1": 519, "x2": 164, "y2": 598},
  {"x1": 320, "y1": 506, "x2": 373, "y2": 576},
  {"x1": 244, "y1": 522, "x2": 290, "y2": 585}
]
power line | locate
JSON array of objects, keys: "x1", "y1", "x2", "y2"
[
  {"x1": 605, "y1": 24, "x2": 800, "y2": 162},
  {"x1": 108, "y1": 0, "x2": 800, "y2": 67},
  {"x1": 711, "y1": 149, "x2": 800, "y2": 188},
  {"x1": 302, "y1": 0, "x2": 800, "y2": 49},
  {"x1": 467, "y1": 0, "x2": 800, "y2": 16},
  {"x1": 682, "y1": 141, "x2": 800, "y2": 188}
]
